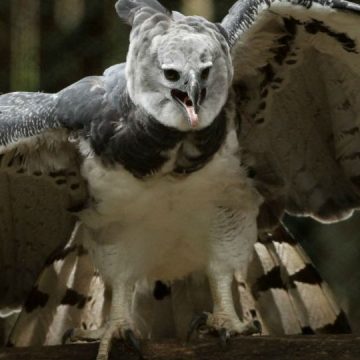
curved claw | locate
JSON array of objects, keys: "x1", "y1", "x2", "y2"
[
  {"x1": 219, "y1": 328, "x2": 230, "y2": 349},
  {"x1": 62, "y1": 328, "x2": 74, "y2": 345},
  {"x1": 124, "y1": 329, "x2": 144, "y2": 360},
  {"x1": 187, "y1": 312, "x2": 209, "y2": 342},
  {"x1": 241, "y1": 319, "x2": 263, "y2": 336},
  {"x1": 253, "y1": 320, "x2": 262, "y2": 335}
]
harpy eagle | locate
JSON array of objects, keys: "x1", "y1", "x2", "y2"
[{"x1": 1, "y1": 0, "x2": 360, "y2": 358}]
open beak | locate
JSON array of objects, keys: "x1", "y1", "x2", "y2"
[{"x1": 171, "y1": 74, "x2": 206, "y2": 128}]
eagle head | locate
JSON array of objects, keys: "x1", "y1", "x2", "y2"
[{"x1": 116, "y1": 0, "x2": 233, "y2": 131}]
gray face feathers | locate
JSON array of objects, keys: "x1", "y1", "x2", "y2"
[{"x1": 116, "y1": 0, "x2": 233, "y2": 131}]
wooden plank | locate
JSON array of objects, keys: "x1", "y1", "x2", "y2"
[{"x1": 1, "y1": 335, "x2": 360, "y2": 360}]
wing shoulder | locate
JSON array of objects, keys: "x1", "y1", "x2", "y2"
[
  {"x1": 0, "y1": 63, "x2": 127, "y2": 153},
  {"x1": 56, "y1": 63, "x2": 127, "y2": 130}
]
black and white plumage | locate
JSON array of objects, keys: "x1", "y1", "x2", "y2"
[{"x1": 1, "y1": 0, "x2": 360, "y2": 358}]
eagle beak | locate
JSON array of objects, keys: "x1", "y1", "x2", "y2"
[
  {"x1": 171, "y1": 75, "x2": 203, "y2": 129},
  {"x1": 185, "y1": 74, "x2": 201, "y2": 128}
]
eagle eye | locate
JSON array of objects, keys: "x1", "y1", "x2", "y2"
[
  {"x1": 201, "y1": 67, "x2": 211, "y2": 81},
  {"x1": 164, "y1": 69, "x2": 180, "y2": 82}
]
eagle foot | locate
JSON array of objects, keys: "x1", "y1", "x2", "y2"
[
  {"x1": 187, "y1": 312, "x2": 261, "y2": 346},
  {"x1": 123, "y1": 329, "x2": 144, "y2": 359},
  {"x1": 63, "y1": 324, "x2": 143, "y2": 360},
  {"x1": 62, "y1": 327, "x2": 106, "y2": 344}
]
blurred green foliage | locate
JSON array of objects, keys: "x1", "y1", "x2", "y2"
[
  {"x1": 0, "y1": 0, "x2": 234, "y2": 93},
  {"x1": 1, "y1": 0, "x2": 131, "y2": 92}
]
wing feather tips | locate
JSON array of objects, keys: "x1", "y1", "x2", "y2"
[
  {"x1": 332, "y1": 0, "x2": 360, "y2": 12},
  {"x1": 0, "y1": 92, "x2": 61, "y2": 150},
  {"x1": 289, "y1": 190, "x2": 360, "y2": 223}
]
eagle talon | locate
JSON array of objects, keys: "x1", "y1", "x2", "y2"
[
  {"x1": 124, "y1": 329, "x2": 144, "y2": 359},
  {"x1": 219, "y1": 328, "x2": 231, "y2": 349},
  {"x1": 239, "y1": 319, "x2": 263, "y2": 336},
  {"x1": 187, "y1": 312, "x2": 209, "y2": 342},
  {"x1": 62, "y1": 328, "x2": 74, "y2": 345},
  {"x1": 62, "y1": 326, "x2": 105, "y2": 345},
  {"x1": 187, "y1": 310, "x2": 262, "y2": 345},
  {"x1": 252, "y1": 320, "x2": 262, "y2": 335}
]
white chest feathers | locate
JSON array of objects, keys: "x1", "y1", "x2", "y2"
[{"x1": 79, "y1": 129, "x2": 262, "y2": 280}]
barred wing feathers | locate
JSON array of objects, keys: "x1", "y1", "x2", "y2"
[
  {"x1": 248, "y1": 227, "x2": 351, "y2": 334},
  {"x1": 9, "y1": 224, "x2": 107, "y2": 346},
  {"x1": 223, "y1": 0, "x2": 360, "y2": 222}
]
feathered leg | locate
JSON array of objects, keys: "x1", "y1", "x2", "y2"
[
  {"x1": 64, "y1": 225, "x2": 142, "y2": 360},
  {"x1": 206, "y1": 267, "x2": 260, "y2": 337},
  {"x1": 65, "y1": 279, "x2": 141, "y2": 360},
  {"x1": 188, "y1": 205, "x2": 261, "y2": 341},
  {"x1": 96, "y1": 281, "x2": 140, "y2": 360}
]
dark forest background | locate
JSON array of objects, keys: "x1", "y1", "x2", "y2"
[
  {"x1": 0, "y1": 0, "x2": 235, "y2": 93},
  {"x1": 1, "y1": 0, "x2": 360, "y2": 331}
]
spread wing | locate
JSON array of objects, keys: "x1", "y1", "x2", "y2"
[
  {"x1": 0, "y1": 92, "x2": 84, "y2": 315},
  {"x1": 222, "y1": 0, "x2": 360, "y2": 223},
  {"x1": 0, "y1": 64, "x2": 127, "y2": 314}
]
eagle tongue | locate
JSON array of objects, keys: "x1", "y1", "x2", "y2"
[{"x1": 184, "y1": 97, "x2": 199, "y2": 128}]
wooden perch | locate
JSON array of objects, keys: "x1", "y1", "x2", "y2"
[{"x1": 1, "y1": 335, "x2": 360, "y2": 360}]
